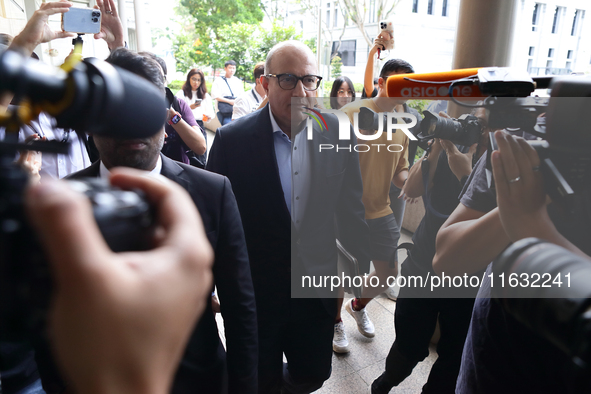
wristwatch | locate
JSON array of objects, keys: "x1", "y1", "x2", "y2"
[{"x1": 168, "y1": 114, "x2": 181, "y2": 125}]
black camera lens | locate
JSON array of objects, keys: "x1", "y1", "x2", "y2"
[
  {"x1": 92, "y1": 11, "x2": 100, "y2": 17},
  {"x1": 92, "y1": 17, "x2": 99, "y2": 22}
]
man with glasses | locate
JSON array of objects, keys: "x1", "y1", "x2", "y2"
[{"x1": 207, "y1": 40, "x2": 370, "y2": 393}]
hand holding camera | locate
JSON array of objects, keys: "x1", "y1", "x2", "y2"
[
  {"x1": 490, "y1": 130, "x2": 549, "y2": 243},
  {"x1": 26, "y1": 169, "x2": 213, "y2": 394}
]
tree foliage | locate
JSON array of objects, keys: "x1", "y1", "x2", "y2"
[
  {"x1": 180, "y1": 0, "x2": 264, "y2": 40},
  {"x1": 331, "y1": 56, "x2": 342, "y2": 78},
  {"x1": 173, "y1": 16, "x2": 304, "y2": 82}
]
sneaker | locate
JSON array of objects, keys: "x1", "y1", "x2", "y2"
[
  {"x1": 383, "y1": 286, "x2": 399, "y2": 301},
  {"x1": 345, "y1": 298, "x2": 375, "y2": 338},
  {"x1": 332, "y1": 321, "x2": 349, "y2": 353}
]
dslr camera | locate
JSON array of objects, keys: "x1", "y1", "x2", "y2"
[{"x1": 0, "y1": 49, "x2": 167, "y2": 341}]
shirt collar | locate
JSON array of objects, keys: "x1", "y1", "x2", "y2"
[
  {"x1": 269, "y1": 104, "x2": 288, "y2": 137},
  {"x1": 99, "y1": 155, "x2": 163, "y2": 179}
]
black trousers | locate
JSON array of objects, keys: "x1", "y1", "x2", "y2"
[
  {"x1": 378, "y1": 262, "x2": 476, "y2": 394},
  {"x1": 257, "y1": 298, "x2": 334, "y2": 394}
]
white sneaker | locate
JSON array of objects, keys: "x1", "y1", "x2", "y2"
[
  {"x1": 332, "y1": 321, "x2": 350, "y2": 353},
  {"x1": 345, "y1": 299, "x2": 375, "y2": 338},
  {"x1": 384, "y1": 286, "x2": 399, "y2": 301}
]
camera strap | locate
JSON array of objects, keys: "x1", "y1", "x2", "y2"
[{"x1": 252, "y1": 89, "x2": 259, "y2": 104}]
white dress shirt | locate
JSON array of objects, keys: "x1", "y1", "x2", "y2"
[
  {"x1": 0, "y1": 112, "x2": 91, "y2": 181},
  {"x1": 175, "y1": 90, "x2": 215, "y2": 122},
  {"x1": 269, "y1": 106, "x2": 310, "y2": 231},
  {"x1": 211, "y1": 76, "x2": 245, "y2": 101},
  {"x1": 232, "y1": 87, "x2": 264, "y2": 120}
]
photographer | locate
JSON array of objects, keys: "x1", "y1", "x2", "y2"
[
  {"x1": 25, "y1": 170, "x2": 213, "y2": 394},
  {"x1": 370, "y1": 109, "x2": 484, "y2": 394},
  {"x1": 433, "y1": 130, "x2": 590, "y2": 393}
]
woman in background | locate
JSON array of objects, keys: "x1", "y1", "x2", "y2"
[
  {"x1": 176, "y1": 69, "x2": 215, "y2": 130},
  {"x1": 330, "y1": 76, "x2": 356, "y2": 110}
]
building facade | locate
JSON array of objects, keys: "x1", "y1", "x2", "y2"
[{"x1": 284, "y1": 0, "x2": 591, "y2": 83}]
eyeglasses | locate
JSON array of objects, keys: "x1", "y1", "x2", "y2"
[{"x1": 265, "y1": 73, "x2": 322, "y2": 91}]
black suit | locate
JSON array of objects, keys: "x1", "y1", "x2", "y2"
[
  {"x1": 68, "y1": 155, "x2": 258, "y2": 394},
  {"x1": 207, "y1": 104, "x2": 369, "y2": 393}
]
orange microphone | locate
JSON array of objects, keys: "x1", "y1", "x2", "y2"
[{"x1": 386, "y1": 68, "x2": 485, "y2": 100}]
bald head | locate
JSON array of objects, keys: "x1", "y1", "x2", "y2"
[{"x1": 264, "y1": 40, "x2": 317, "y2": 75}]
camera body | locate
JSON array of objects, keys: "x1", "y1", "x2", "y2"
[
  {"x1": 62, "y1": 8, "x2": 102, "y2": 35},
  {"x1": 419, "y1": 110, "x2": 482, "y2": 147},
  {"x1": 0, "y1": 159, "x2": 155, "y2": 341}
]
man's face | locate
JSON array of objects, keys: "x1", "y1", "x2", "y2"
[
  {"x1": 225, "y1": 65, "x2": 236, "y2": 78},
  {"x1": 93, "y1": 129, "x2": 165, "y2": 171},
  {"x1": 261, "y1": 48, "x2": 317, "y2": 127}
]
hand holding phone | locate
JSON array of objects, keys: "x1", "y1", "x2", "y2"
[
  {"x1": 62, "y1": 7, "x2": 102, "y2": 34},
  {"x1": 194, "y1": 98, "x2": 202, "y2": 106}
]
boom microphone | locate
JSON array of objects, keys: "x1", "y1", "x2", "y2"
[
  {"x1": 387, "y1": 67, "x2": 537, "y2": 100},
  {"x1": 0, "y1": 49, "x2": 166, "y2": 139}
]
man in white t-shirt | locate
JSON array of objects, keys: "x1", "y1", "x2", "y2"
[
  {"x1": 232, "y1": 62, "x2": 266, "y2": 120},
  {"x1": 211, "y1": 60, "x2": 244, "y2": 125}
]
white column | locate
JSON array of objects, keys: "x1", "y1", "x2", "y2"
[
  {"x1": 118, "y1": 0, "x2": 129, "y2": 44},
  {"x1": 133, "y1": 0, "x2": 150, "y2": 51}
]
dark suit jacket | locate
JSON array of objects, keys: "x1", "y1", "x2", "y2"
[
  {"x1": 206, "y1": 104, "x2": 370, "y2": 320},
  {"x1": 68, "y1": 155, "x2": 258, "y2": 394}
]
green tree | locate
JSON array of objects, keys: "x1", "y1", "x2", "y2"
[
  {"x1": 211, "y1": 22, "x2": 258, "y2": 80},
  {"x1": 180, "y1": 0, "x2": 263, "y2": 42},
  {"x1": 252, "y1": 22, "x2": 302, "y2": 64},
  {"x1": 331, "y1": 56, "x2": 342, "y2": 78}
]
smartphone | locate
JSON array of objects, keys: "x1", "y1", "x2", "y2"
[
  {"x1": 62, "y1": 8, "x2": 101, "y2": 34},
  {"x1": 194, "y1": 99, "x2": 202, "y2": 104},
  {"x1": 378, "y1": 20, "x2": 395, "y2": 50}
]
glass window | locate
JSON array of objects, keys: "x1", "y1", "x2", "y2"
[
  {"x1": 331, "y1": 40, "x2": 357, "y2": 67},
  {"x1": 442, "y1": 0, "x2": 448, "y2": 16},
  {"x1": 527, "y1": 59, "x2": 533, "y2": 73},
  {"x1": 567, "y1": 50, "x2": 573, "y2": 59},
  {"x1": 529, "y1": 46, "x2": 535, "y2": 56},
  {"x1": 334, "y1": 2, "x2": 338, "y2": 26},
  {"x1": 551, "y1": 6, "x2": 563, "y2": 34},
  {"x1": 548, "y1": 48, "x2": 554, "y2": 58},
  {"x1": 412, "y1": 0, "x2": 418, "y2": 13},
  {"x1": 532, "y1": 3, "x2": 540, "y2": 32},
  {"x1": 571, "y1": 9, "x2": 584, "y2": 36},
  {"x1": 369, "y1": 0, "x2": 376, "y2": 23},
  {"x1": 427, "y1": 0, "x2": 433, "y2": 15}
]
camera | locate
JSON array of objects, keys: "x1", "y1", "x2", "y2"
[
  {"x1": 0, "y1": 50, "x2": 167, "y2": 341},
  {"x1": 0, "y1": 154, "x2": 156, "y2": 341},
  {"x1": 484, "y1": 77, "x2": 591, "y2": 208},
  {"x1": 419, "y1": 110, "x2": 483, "y2": 147},
  {"x1": 492, "y1": 238, "x2": 591, "y2": 392}
]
